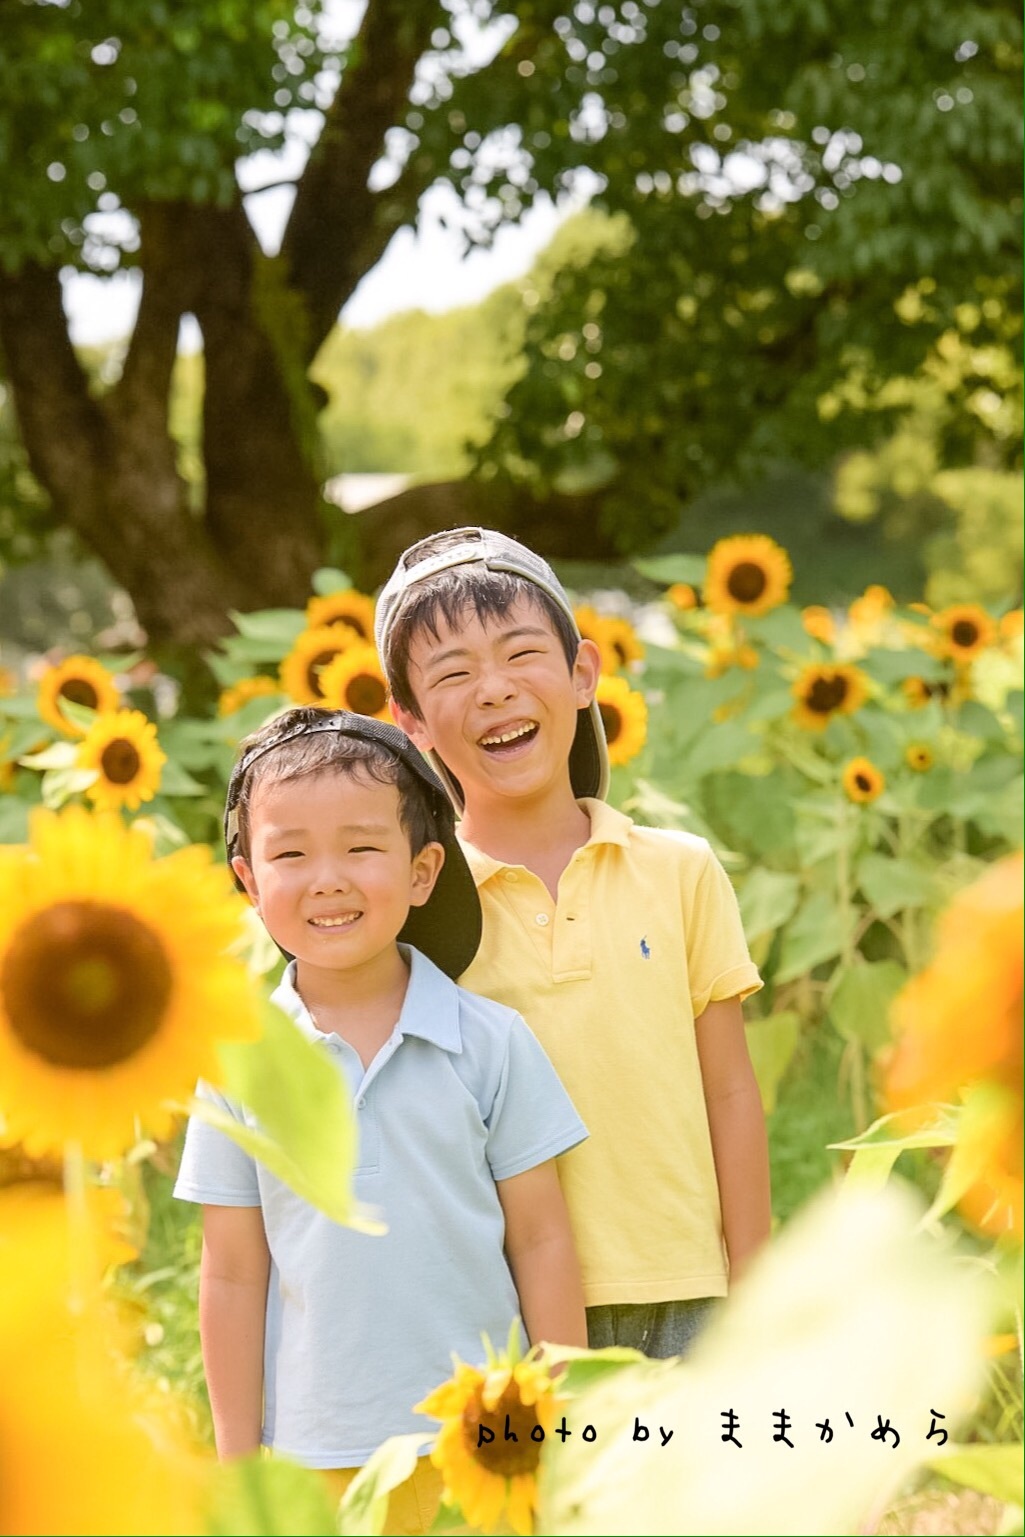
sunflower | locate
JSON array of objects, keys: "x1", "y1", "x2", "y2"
[
  {"x1": 705, "y1": 641, "x2": 760, "y2": 679},
  {"x1": 902, "y1": 676, "x2": 950, "y2": 710},
  {"x1": 573, "y1": 606, "x2": 619, "y2": 674},
  {"x1": 317, "y1": 645, "x2": 392, "y2": 721},
  {"x1": 842, "y1": 757, "x2": 885, "y2": 804},
  {"x1": 76, "y1": 710, "x2": 167, "y2": 813},
  {"x1": 37, "y1": 655, "x2": 120, "y2": 737},
  {"x1": 886, "y1": 852, "x2": 1023, "y2": 1240},
  {"x1": 667, "y1": 582, "x2": 702, "y2": 612},
  {"x1": 904, "y1": 743, "x2": 934, "y2": 772},
  {"x1": 603, "y1": 615, "x2": 645, "y2": 669},
  {"x1": 279, "y1": 625, "x2": 360, "y2": 704},
  {"x1": 932, "y1": 603, "x2": 996, "y2": 662},
  {"x1": 999, "y1": 608, "x2": 1024, "y2": 641},
  {"x1": 595, "y1": 674, "x2": 648, "y2": 766},
  {"x1": 0, "y1": 1184, "x2": 202, "y2": 1535},
  {"x1": 791, "y1": 663, "x2": 868, "y2": 730},
  {"x1": 0, "y1": 806, "x2": 259, "y2": 1160},
  {"x1": 217, "y1": 674, "x2": 281, "y2": 717},
  {"x1": 415, "y1": 1344, "x2": 562, "y2": 1537},
  {"x1": 705, "y1": 534, "x2": 792, "y2": 618},
  {"x1": 305, "y1": 588, "x2": 376, "y2": 642},
  {"x1": 801, "y1": 606, "x2": 836, "y2": 644}
]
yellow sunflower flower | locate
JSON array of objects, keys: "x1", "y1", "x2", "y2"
[
  {"x1": 279, "y1": 625, "x2": 360, "y2": 704},
  {"x1": 317, "y1": 645, "x2": 392, "y2": 721},
  {"x1": 0, "y1": 806, "x2": 259, "y2": 1160},
  {"x1": 902, "y1": 676, "x2": 950, "y2": 710},
  {"x1": 801, "y1": 605, "x2": 836, "y2": 644},
  {"x1": 37, "y1": 655, "x2": 120, "y2": 737},
  {"x1": 705, "y1": 641, "x2": 760, "y2": 679},
  {"x1": 999, "y1": 608, "x2": 1023, "y2": 641},
  {"x1": 76, "y1": 709, "x2": 167, "y2": 813},
  {"x1": 603, "y1": 614, "x2": 645, "y2": 669},
  {"x1": 595, "y1": 674, "x2": 648, "y2": 766},
  {"x1": 667, "y1": 582, "x2": 701, "y2": 612},
  {"x1": 705, "y1": 534, "x2": 792, "y2": 618},
  {"x1": 842, "y1": 757, "x2": 885, "y2": 804},
  {"x1": 932, "y1": 603, "x2": 996, "y2": 662},
  {"x1": 305, "y1": 588, "x2": 376, "y2": 642},
  {"x1": 792, "y1": 663, "x2": 868, "y2": 730},
  {"x1": 0, "y1": 1183, "x2": 203, "y2": 1535},
  {"x1": 904, "y1": 743, "x2": 934, "y2": 772},
  {"x1": 573, "y1": 606, "x2": 619, "y2": 674},
  {"x1": 886, "y1": 852, "x2": 1023, "y2": 1240},
  {"x1": 416, "y1": 1346, "x2": 562, "y2": 1537},
  {"x1": 217, "y1": 674, "x2": 281, "y2": 717}
]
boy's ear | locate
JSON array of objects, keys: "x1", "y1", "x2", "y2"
[
  {"x1": 390, "y1": 699, "x2": 433, "y2": 752},
  {"x1": 573, "y1": 637, "x2": 602, "y2": 706},
  {"x1": 408, "y1": 841, "x2": 444, "y2": 908},
  {"x1": 231, "y1": 854, "x2": 260, "y2": 909}
]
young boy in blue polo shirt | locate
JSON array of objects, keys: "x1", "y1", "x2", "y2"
[
  {"x1": 174, "y1": 707, "x2": 586, "y2": 1528},
  {"x1": 376, "y1": 529, "x2": 771, "y2": 1360}
]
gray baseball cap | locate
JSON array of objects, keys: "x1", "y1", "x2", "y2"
[{"x1": 374, "y1": 527, "x2": 610, "y2": 811}]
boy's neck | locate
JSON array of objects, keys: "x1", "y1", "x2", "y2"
[
  {"x1": 294, "y1": 945, "x2": 410, "y2": 1067},
  {"x1": 459, "y1": 790, "x2": 592, "y2": 896}
]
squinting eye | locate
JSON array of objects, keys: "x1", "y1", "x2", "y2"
[
  {"x1": 510, "y1": 649, "x2": 541, "y2": 660},
  {"x1": 437, "y1": 671, "x2": 470, "y2": 684},
  {"x1": 273, "y1": 850, "x2": 303, "y2": 859},
  {"x1": 350, "y1": 846, "x2": 383, "y2": 854}
]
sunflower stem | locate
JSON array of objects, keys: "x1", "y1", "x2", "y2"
[{"x1": 836, "y1": 796, "x2": 868, "y2": 1131}]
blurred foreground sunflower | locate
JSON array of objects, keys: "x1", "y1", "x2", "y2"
[
  {"x1": 705, "y1": 534, "x2": 792, "y2": 617},
  {"x1": 318, "y1": 644, "x2": 391, "y2": 721},
  {"x1": 801, "y1": 605, "x2": 836, "y2": 644},
  {"x1": 37, "y1": 655, "x2": 120, "y2": 737},
  {"x1": 218, "y1": 674, "x2": 281, "y2": 717},
  {"x1": 842, "y1": 757, "x2": 885, "y2": 804},
  {"x1": 416, "y1": 1341, "x2": 562, "y2": 1536},
  {"x1": 932, "y1": 603, "x2": 996, "y2": 662},
  {"x1": 595, "y1": 674, "x2": 648, "y2": 766},
  {"x1": 76, "y1": 709, "x2": 167, "y2": 812},
  {"x1": 887, "y1": 852, "x2": 1023, "y2": 1240},
  {"x1": 0, "y1": 1183, "x2": 203, "y2": 1535},
  {"x1": 0, "y1": 806, "x2": 258, "y2": 1160},
  {"x1": 999, "y1": 608, "x2": 1023, "y2": 641},
  {"x1": 792, "y1": 663, "x2": 868, "y2": 730},
  {"x1": 305, "y1": 588, "x2": 376, "y2": 642},
  {"x1": 573, "y1": 605, "x2": 619, "y2": 674}
]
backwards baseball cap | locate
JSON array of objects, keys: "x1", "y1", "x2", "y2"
[
  {"x1": 374, "y1": 527, "x2": 611, "y2": 811},
  {"x1": 224, "y1": 707, "x2": 482, "y2": 979}
]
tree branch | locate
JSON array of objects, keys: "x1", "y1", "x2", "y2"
[{"x1": 283, "y1": 0, "x2": 443, "y2": 354}]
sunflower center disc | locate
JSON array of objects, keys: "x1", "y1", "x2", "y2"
[
  {"x1": 462, "y1": 1382, "x2": 544, "y2": 1477},
  {"x1": 308, "y1": 650, "x2": 342, "y2": 697},
  {"x1": 727, "y1": 561, "x2": 768, "y2": 603},
  {"x1": 2, "y1": 900, "x2": 173, "y2": 1068},
  {"x1": 855, "y1": 773, "x2": 872, "y2": 793},
  {"x1": 100, "y1": 738, "x2": 142, "y2": 784},
  {"x1": 598, "y1": 702, "x2": 622, "y2": 744},
  {"x1": 807, "y1": 675, "x2": 848, "y2": 713},
  {"x1": 60, "y1": 679, "x2": 99, "y2": 709},
  {"x1": 951, "y1": 620, "x2": 978, "y2": 648},
  {"x1": 347, "y1": 675, "x2": 387, "y2": 716}
]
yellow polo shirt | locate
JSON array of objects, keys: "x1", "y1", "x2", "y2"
[{"x1": 458, "y1": 800, "x2": 762, "y2": 1307}]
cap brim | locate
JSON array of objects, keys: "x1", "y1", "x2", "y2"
[{"x1": 399, "y1": 830, "x2": 482, "y2": 980}]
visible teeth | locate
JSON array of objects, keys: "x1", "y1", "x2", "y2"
[
  {"x1": 310, "y1": 914, "x2": 360, "y2": 927},
  {"x1": 480, "y1": 723, "x2": 537, "y2": 747}
]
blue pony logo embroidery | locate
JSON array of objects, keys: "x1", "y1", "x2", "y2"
[{"x1": 640, "y1": 937, "x2": 651, "y2": 960}]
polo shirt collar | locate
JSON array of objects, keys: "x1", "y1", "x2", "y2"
[
  {"x1": 270, "y1": 945, "x2": 463, "y2": 1055},
  {"x1": 459, "y1": 797, "x2": 632, "y2": 887}
]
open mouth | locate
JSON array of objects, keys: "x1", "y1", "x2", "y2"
[
  {"x1": 309, "y1": 912, "x2": 362, "y2": 930},
  {"x1": 478, "y1": 721, "x2": 539, "y2": 755}
]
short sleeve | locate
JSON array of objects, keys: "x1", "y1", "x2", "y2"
[
  {"x1": 485, "y1": 1017, "x2": 588, "y2": 1182},
  {"x1": 686, "y1": 845, "x2": 763, "y2": 1018},
  {"x1": 173, "y1": 1081, "x2": 262, "y2": 1207}
]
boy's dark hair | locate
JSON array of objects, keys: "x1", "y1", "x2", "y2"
[
  {"x1": 381, "y1": 530, "x2": 580, "y2": 718},
  {"x1": 231, "y1": 706, "x2": 441, "y2": 865}
]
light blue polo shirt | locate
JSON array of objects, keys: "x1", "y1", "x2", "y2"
[{"x1": 174, "y1": 945, "x2": 587, "y2": 1468}]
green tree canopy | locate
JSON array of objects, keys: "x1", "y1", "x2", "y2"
[{"x1": 0, "y1": 0, "x2": 1020, "y2": 656}]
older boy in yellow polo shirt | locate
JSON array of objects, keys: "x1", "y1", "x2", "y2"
[{"x1": 376, "y1": 528, "x2": 771, "y2": 1356}]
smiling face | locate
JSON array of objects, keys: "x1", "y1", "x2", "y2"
[
  {"x1": 231, "y1": 769, "x2": 443, "y2": 986},
  {"x1": 391, "y1": 595, "x2": 600, "y2": 823}
]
